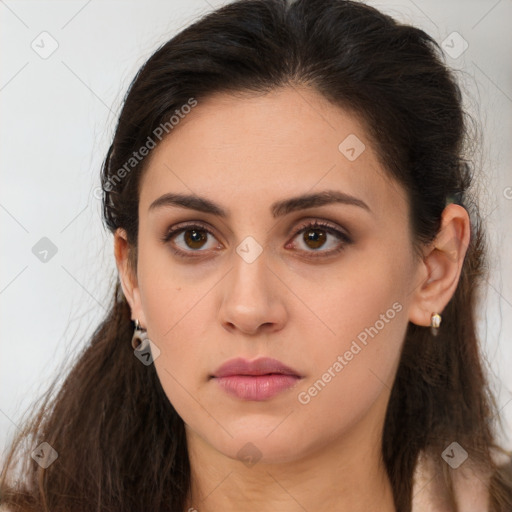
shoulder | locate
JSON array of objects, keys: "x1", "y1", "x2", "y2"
[{"x1": 411, "y1": 451, "x2": 492, "y2": 512}]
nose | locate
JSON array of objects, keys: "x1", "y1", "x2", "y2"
[{"x1": 218, "y1": 247, "x2": 288, "y2": 336}]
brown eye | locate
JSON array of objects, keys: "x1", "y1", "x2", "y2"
[
  {"x1": 287, "y1": 220, "x2": 352, "y2": 258},
  {"x1": 183, "y1": 229, "x2": 208, "y2": 250},
  {"x1": 162, "y1": 223, "x2": 221, "y2": 257},
  {"x1": 302, "y1": 228, "x2": 327, "y2": 250}
]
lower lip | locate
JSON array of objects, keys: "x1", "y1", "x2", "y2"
[{"x1": 213, "y1": 374, "x2": 301, "y2": 401}]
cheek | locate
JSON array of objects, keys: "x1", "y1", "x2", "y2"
[
  {"x1": 292, "y1": 244, "x2": 411, "y2": 408},
  {"x1": 298, "y1": 241, "x2": 410, "y2": 347},
  {"x1": 136, "y1": 247, "x2": 201, "y2": 365},
  {"x1": 141, "y1": 276, "x2": 212, "y2": 426},
  {"x1": 136, "y1": 237, "x2": 210, "y2": 337},
  {"x1": 289, "y1": 298, "x2": 408, "y2": 450},
  {"x1": 135, "y1": 244, "x2": 222, "y2": 416}
]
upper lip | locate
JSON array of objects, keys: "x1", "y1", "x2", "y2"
[{"x1": 211, "y1": 357, "x2": 302, "y2": 378}]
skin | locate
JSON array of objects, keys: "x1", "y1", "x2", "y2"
[{"x1": 114, "y1": 85, "x2": 470, "y2": 512}]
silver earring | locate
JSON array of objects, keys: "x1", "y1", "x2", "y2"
[
  {"x1": 430, "y1": 312, "x2": 442, "y2": 336},
  {"x1": 131, "y1": 319, "x2": 147, "y2": 350}
]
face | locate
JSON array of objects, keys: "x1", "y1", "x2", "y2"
[{"x1": 127, "y1": 86, "x2": 422, "y2": 464}]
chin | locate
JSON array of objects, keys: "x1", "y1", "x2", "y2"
[{"x1": 205, "y1": 426, "x2": 312, "y2": 466}]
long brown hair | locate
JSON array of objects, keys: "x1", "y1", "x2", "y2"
[{"x1": 2, "y1": 0, "x2": 511, "y2": 510}]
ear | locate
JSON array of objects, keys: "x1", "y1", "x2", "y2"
[
  {"x1": 408, "y1": 204, "x2": 471, "y2": 327},
  {"x1": 114, "y1": 228, "x2": 146, "y2": 326}
]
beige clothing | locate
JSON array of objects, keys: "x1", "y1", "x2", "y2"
[{"x1": 411, "y1": 451, "x2": 502, "y2": 512}]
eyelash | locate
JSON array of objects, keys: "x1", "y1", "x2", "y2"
[{"x1": 161, "y1": 220, "x2": 352, "y2": 259}]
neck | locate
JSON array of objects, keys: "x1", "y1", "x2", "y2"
[{"x1": 183, "y1": 395, "x2": 396, "y2": 512}]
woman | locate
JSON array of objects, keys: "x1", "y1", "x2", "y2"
[{"x1": 1, "y1": 0, "x2": 511, "y2": 510}]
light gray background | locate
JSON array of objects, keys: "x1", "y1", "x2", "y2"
[{"x1": 1, "y1": 0, "x2": 511, "y2": 462}]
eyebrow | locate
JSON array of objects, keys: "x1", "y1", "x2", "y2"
[{"x1": 148, "y1": 190, "x2": 371, "y2": 218}]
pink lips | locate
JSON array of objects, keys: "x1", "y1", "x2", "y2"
[{"x1": 211, "y1": 357, "x2": 302, "y2": 401}]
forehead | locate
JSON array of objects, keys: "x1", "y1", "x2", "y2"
[{"x1": 139, "y1": 86, "x2": 407, "y2": 220}]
